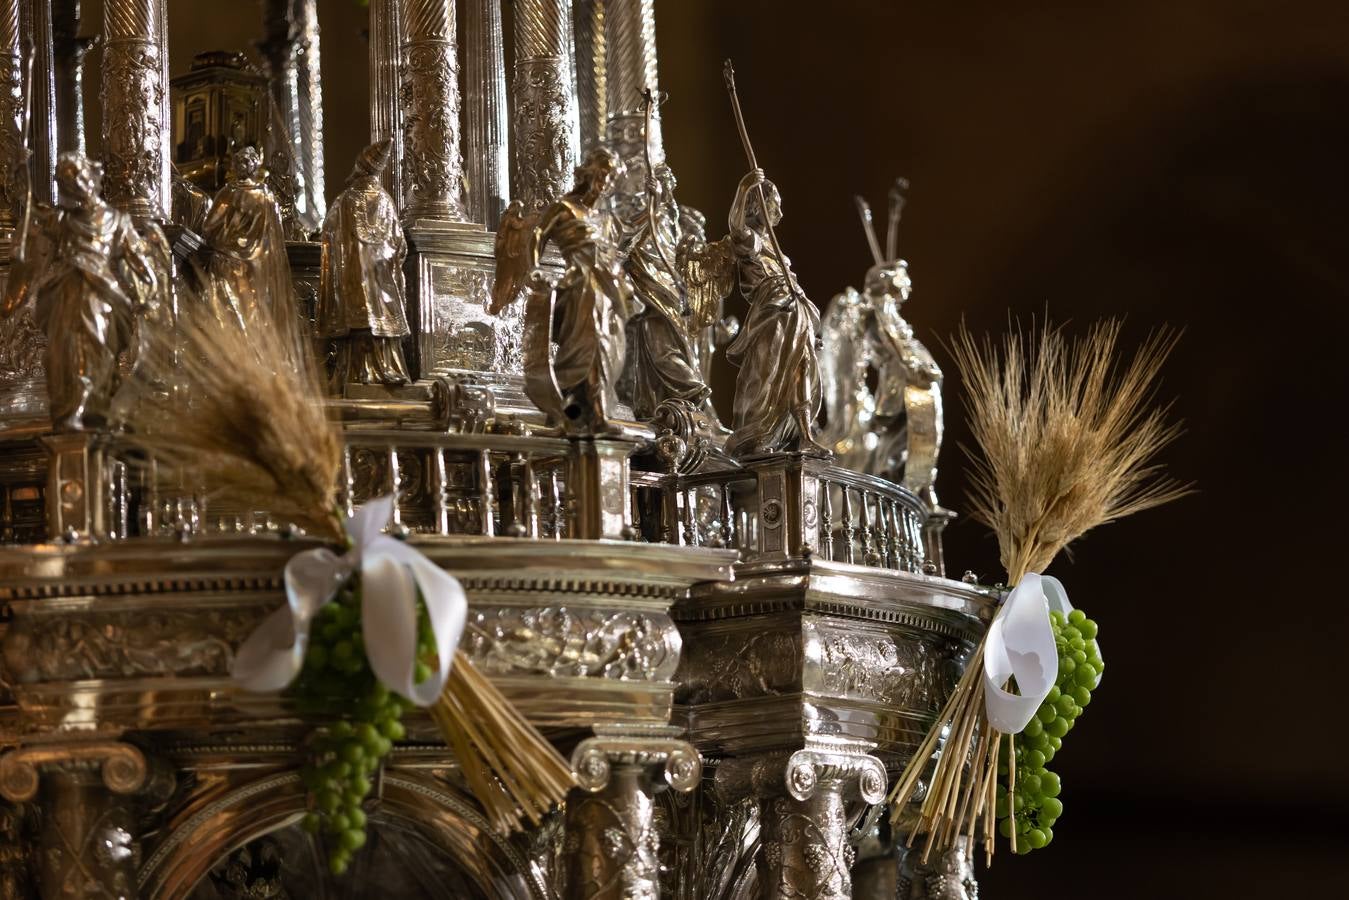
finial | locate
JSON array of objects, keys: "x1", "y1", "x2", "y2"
[{"x1": 854, "y1": 195, "x2": 884, "y2": 266}]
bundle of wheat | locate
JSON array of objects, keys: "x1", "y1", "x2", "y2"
[{"x1": 889, "y1": 318, "x2": 1191, "y2": 864}]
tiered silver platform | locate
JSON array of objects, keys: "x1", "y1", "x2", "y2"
[{"x1": 0, "y1": 2, "x2": 990, "y2": 899}]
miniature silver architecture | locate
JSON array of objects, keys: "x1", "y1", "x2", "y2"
[{"x1": 0, "y1": 3, "x2": 979, "y2": 899}]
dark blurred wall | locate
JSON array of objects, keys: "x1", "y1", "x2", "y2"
[{"x1": 78, "y1": 1, "x2": 1349, "y2": 895}]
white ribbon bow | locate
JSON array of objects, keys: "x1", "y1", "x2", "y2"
[
  {"x1": 232, "y1": 495, "x2": 467, "y2": 707},
  {"x1": 983, "y1": 572, "x2": 1102, "y2": 734}
]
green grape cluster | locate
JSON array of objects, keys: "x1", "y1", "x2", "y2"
[
  {"x1": 995, "y1": 607, "x2": 1102, "y2": 854},
  {"x1": 289, "y1": 578, "x2": 434, "y2": 875}
]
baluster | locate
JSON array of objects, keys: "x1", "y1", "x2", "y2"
[
  {"x1": 431, "y1": 448, "x2": 450, "y2": 535},
  {"x1": 841, "y1": 486, "x2": 855, "y2": 564},
  {"x1": 681, "y1": 484, "x2": 698, "y2": 547},
  {"x1": 875, "y1": 497, "x2": 890, "y2": 568},
  {"x1": 859, "y1": 490, "x2": 876, "y2": 565},
  {"x1": 907, "y1": 507, "x2": 924, "y2": 572},
  {"x1": 340, "y1": 445, "x2": 356, "y2": 518},
  {"x1": 885, "y1": 498, "x2": 901, "y2": 569},
  {"x1": 386, "y1": 446, "x2": 402, "y2": 527},
  {"x1": 819, "y1": 479, "x2": 833, "y2": 561},
  {"x1": 143, "y1": 455, "x2": 159, "y2": 535},
  {"x1": 720, "y1": 484, "x2": 734, "y2": 548},
  {"x1": 505, "y1": 452, "x2": 527, "y2": 537},
  {"x1": 549, "y1": 469, "x2": 563, "y2": 539},
  {"x1": 522, "y1": 454, "x2": 540, "y2": 538},
  {"x1": 477, "y1": 449, "x2": 495, "y2": 536}
]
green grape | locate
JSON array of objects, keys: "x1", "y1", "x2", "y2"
[
  {"x1": 288, "y1": 573, "x2": 435, "y2": 877},
  {"x1": 993, "y1": 605, "x2": 1103, "y2": 856}
]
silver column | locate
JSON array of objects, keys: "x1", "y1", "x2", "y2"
[
  {"x1": 401, "y1": 0, "x2": 468, "y2": 225},
  {"x1": 19, "y1": 0, "x2": 55, "y2": 204},
  {"x1": 462, "y1": 0, "x2": 508, "y2": 229},
  {"x1": 369, "y1": 0, "x2": 403, "y2": 203},
  {"x1": 260, "y1": 0, "x2": 325, "y2": 232},
  {"x1": 511, "y1": 0, "x2": 577, "y2": 211},
  {"x1": 101, "y1": 0, "x2": 169, "y2": 222},
  {"x1": 573, "y1": 0, "x2": 606, "y2": 154},
  {"x1": 0, "y1": 0, "x2": 23, "y2": 228},
  {"x1": 603, "y1": 0, "x2": 659, "y2": 161},
  {"x1": 52, "y1": 0, "x2": 94, "y2": 156}
]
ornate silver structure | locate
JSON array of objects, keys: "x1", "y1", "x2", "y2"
[{"x1": 0, "y1": 6, "x2": 990, "y2": 899}]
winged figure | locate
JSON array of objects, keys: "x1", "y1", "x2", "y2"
[{"x1": 490, "y1": 147, "x2": 635, "y2": 432}]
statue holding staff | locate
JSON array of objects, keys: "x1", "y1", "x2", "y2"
[{"x1": 720, "y1": 62, "x2": 828, "y2": 458}]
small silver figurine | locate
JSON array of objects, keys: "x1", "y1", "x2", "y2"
[
  {"x1": 821, "y1": 180, "x2": 944, "y2": 506},
  {"x1": 721, "y1": 168, "x2": 827, "y2": 458},
  {"x1": 491, "y1": 147, "x2": 635, "y2": 433},
  {"x1": 0, "y1": 154, "x2": 171, "y2": 430},
  {"x1": 170, "y1": 164, "x2": 212, "y2": 234},
  {"x1": 201, "y1": 146, "x2": 301, "y2": 350},
  {"x1": 317, "y1": 139, "x2": 412, "y2": 387},
  {"x1": 622, "y1": 92, "x2": 729, "y2": 427},
  {"x1": 721, "y1": 63, "x2": 827, "y2": 458}
]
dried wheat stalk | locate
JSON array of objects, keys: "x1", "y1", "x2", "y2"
[{"x1": 890, "y1": 317, "x2": 1190, "y2": 863}]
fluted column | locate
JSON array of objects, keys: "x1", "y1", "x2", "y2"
[
  {"x1": 19, "y1": 0, "x2": 55, "y2": 204},
  {"x1": 101, "y1": 0, "x2": 168, "y2": 221},
  {"x1": 400, "y1": 0, "x2": 468, "y2": 225},
  {"x1": 369, "y1": 0, "x2": 403, "y2": 203},
  {"x1": 52, "y1": 0, "x2": 93, "y2": 157},
  {"x1": 573, "y1": 0, "x2": 606, "y2": 153},
  {"x1": 462, "y1": 0, "x2": 508, "y2": 228},
  {"x1": 511, "y1": 0, "x2": 577, "y2": 211},
  {"x1": 0, "y1": 0, "x2": 23, "y2": 228}
]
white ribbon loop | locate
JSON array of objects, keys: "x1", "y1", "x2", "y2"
[
  {"x1": 983, "y1": 572, "x2": 1059, "y2": 734},
  {"x1": 231, "y1": 495, "x2": 467, "y2": 707}
]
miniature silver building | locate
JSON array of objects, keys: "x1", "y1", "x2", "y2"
[{"x1": 0, "y1": 2, "x2": 985, "y2": 898}]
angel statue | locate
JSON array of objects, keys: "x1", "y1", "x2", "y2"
[
  {"x1": 623, "y1": 162, "x2": 732, "y2": 427},
  {"x1": 317, "y1": 139, "x2": 412, "y2": 387},
  {"x1": 490, "y1": 147, "x2": 635, "y2": 433},
  {"x1": 0, "y1": 153, "x2": 172, "y2": 431},
  {"x1": 201, "y1": 146, "x2": 302, "y2": 353},
  {"x1": 820, "y1": 181, "x2": 944, "y2": 507},
  {"x1": 721, "y1": 168, "x2": 829, "y2": 458}
]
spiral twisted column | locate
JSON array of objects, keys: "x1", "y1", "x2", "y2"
[
  {"x1": 0, "y1": 0, "x2": 24, "y2": 228},
  {"x1": 260, "y1": 0, "x2": 326, "y2": 232},
  {"x1": 101, "y1": 0, "x2": 168, "y2": 221},
  {"x1": 603, "y1": 0, "x2": 659, "y2": 161},
  {"x1": 573, "y1": 0, "x2": 607, "y2": 154},
  {"x1": 462, "y1": 0, "x2": 508, "y2": 228},
  {"x1": 400, "y1": 0, "x2": 468, "y2": 224},
  {"x1": 511, "y1": 0, "x2": 578, "y2": 211}
]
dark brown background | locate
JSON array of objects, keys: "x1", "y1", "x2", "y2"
[{"x1": 78, "y1": 0, "x2": 1349, "y2": 894}]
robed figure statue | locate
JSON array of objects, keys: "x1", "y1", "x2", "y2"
[
  {"x1": 490, "y1": 147, "x2": 635, "y2": 433},
  {"x1": 723, "y1": 169, "x2": 828, "y2": 458},
  {"x1": 624, "y1": 164, "x2": 728, "y2": 424},
  {"x1": 0, "y1": 154, "x2": 171, "y2": 430},
  {"x1": 317, "y1": 140, "x2": 412, "y2": 387},
  {"x1": 201, "y1": 146, "x2": 301, "y2": 351}
]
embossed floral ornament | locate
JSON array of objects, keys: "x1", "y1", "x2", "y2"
[{"x1": 232, "y1": 495, "x2": 466, "y2": 707}]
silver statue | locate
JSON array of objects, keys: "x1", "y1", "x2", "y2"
[
  {"x1": 491, "y1": 147, "x2": 634, "y2": 432},
  {"x1": 317, "y1": 139, "x2": 412, "y2": 387},
  {"x1": 722, "y1": 168, "x2": 827, "y2": 458},
  {"x1": 0, "y1": 154, "x2": 171, "y2": 430},
  {"x1": 170, "y1": 164, "x2": 212, "y2": 234},
  {"x1": 623, "y1": 153, "x2": 729, "y2": 426},
  {"x1": 821, "y1": 182, "x2": 944, "y2": 505},
  {"x1": 201, "y1": 146, "x2": 302, "y2": 351}
]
